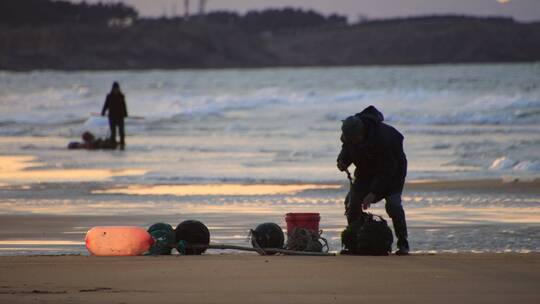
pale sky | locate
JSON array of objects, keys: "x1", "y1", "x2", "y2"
[{"x1": 73, "y1": 0, "x2": 540, "y2": 22}]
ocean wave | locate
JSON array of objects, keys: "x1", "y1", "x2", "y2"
[
  {"x1": 513, "y1": 160, "x2": 540, "y2": 172},
  {"x1": 2, "y1": 84, "x2": 539, "y2": 129},
  {"x1": 1, "y1": 66, "x2": 539, "y2": 183},
  {"x1": 404, "y1": 126, "x2": 540, "y2": 136},
  {"x1": 387, "y1": 105, "x2": 540, "y2": 126},
  {"x1": 489, "y1": 157, "x2": 518, "y2": 170},
  {"x1": 489, "y1": 157, "x2": 540, "y2": 172},
  {"x1": 431, "y1": 143, "x2": 452, "y2": 150},
  {"x1": 326, "y1": 92, "x2": 540, "y2": 126}
]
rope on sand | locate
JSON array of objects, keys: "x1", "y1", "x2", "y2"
[
  {"x1": 186, "y1": 243, "x2": 335, "y2": 256},
  {"x1": 208, "y1": 243, "x2": 335, "y2": 256},
  {"x1": 180, "y1": 228, "x2": 335, "y2": 256}
]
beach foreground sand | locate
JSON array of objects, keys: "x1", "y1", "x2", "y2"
[{"x1": 1, "y1": 254, "x2": 539, "y2": 303}]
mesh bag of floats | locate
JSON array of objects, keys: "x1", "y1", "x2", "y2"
[
  {"x1": 340, "y1": 169, "x2": 394, "y2": 255},
  {"x1": 341, "y1": 212, "x2": 393, "y2": 256}
]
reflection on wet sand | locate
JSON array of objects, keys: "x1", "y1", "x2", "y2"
[
  {"x1": 405, "y1": 206, "x2": 540, "y2": 225},
  {"x1": 94, "y1": 184, "x2": 341, "y2": 196},
  {"x1": 0, "y1": 155, "x2": 146, "y2": 184}
]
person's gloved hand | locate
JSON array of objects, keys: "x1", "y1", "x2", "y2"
[
  {"x1": 337, "y1": 160, "x2": 348, "y2": 172},
  {"x1": 362, "y1": 192, "x2": 376, "y2": 210}
]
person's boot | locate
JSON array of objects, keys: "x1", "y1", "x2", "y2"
[
  {"x1": 396, "y1": 238, "x2": 410, "y2": 255},
  {"x1": 396, "y1": 248, "x2": 409, "y2": 255},
  {"x1": 387, "y1": 205, "x2": 409, "y2": 255}
]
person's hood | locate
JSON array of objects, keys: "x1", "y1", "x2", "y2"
[
  {"x1": 341, "y1": 106, "x2": 384, "y2": 143},
  {"x1": 357, "y1": 105, "x2": 384, "y2": 124}
]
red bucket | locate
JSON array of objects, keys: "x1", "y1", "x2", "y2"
[{"x1": 285, "y1": 213, "x2": 320, "y2": 235}]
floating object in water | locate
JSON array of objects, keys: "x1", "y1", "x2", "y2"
[
  {"x1": 67, "y1": 139, "x2": 117, "y2": 150},
  {"x1": 85, "y1": 226, "x2": 154, "y2": 256},
  {"x1": 147, "y1": 223, "x2": 175, "y2": 255},
  {"x1": 285, "y1": 213, "x2": 320, "y2": 235},
  {"x1": 251, "y1": 223, "x2": 284, "y2": 250},
  {"x1": 175, "y1": 220, "x2": 210, "y2": 255},
  {"x1": 67, "y1": 131, "x2": 117, "y2": 150},
  {"x1": 67, "y1": 141, "x2": 82, "y2": 149}
]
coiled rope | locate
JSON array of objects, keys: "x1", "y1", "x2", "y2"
[{"x1": 286, "y1": 228, "x2": 329, "y2": 253}]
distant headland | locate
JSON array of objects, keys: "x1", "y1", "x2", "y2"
[{"x1": 1, "y1": 0, "x2": 539, "y2": 71}]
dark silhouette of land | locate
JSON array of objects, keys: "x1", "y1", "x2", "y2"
[{"x1": 1, "y1": 0, "x2": 539, "y2": 70}]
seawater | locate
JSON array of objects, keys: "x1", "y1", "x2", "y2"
[
  {"x1": 0, "y1": 63, "x2": 539, "y2": 254},
  {"x1": 1, "y1": 63, "x2": 540, "y2": 182}
]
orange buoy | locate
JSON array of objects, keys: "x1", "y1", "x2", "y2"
[{"x1": 85, "y1": 226, "x2": 154, "y2": 256}]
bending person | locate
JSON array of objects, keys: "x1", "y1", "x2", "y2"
[
  {"x1": 337, "y1": 105, "x2": 409, "y2": 255},
  {"x1": 101, "y1": 82, "x2": 128, "y2": 150}
]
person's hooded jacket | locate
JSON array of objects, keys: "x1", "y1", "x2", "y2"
[
  {"x1": 101, "y1": 91, "x2": 128, "y2": 121},
  {"x1": 338, "y1": 105, "x2": 407, "y2": 197}
]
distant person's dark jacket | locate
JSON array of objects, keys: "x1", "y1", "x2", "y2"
[
  {"x1": 338, "y1": 106, "x2": 407, "y2": 197},
  {"x1": 101, "y1": 92, "x2": 128, "y2": 121}
]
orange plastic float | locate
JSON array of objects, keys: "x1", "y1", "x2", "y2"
[{"x1": 85, "y1": 226, "x2": 154, "y2": 256}]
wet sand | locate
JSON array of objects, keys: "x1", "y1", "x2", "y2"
[
  {"x1": 405, "y1": 178, "x2": 540, "y2": 193},
  {"x1": 0, "y1": 254, "x2": 539, "y2": 304},
  {"x1": 1, "y1": 177, "x2": 539, "y2": 255}
]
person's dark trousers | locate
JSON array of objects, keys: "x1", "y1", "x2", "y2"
[
  {"x1": 345, "y1": 190, "x2": 409, "y2": 251},
  {"x1": 108, "y1": 118, "x2": 125, "y2": 147},
  {"x1": 384, "y1": 193, "x2": 409, "y2": 250}
]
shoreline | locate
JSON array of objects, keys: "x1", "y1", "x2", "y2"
[
  {"x1": 2, "y1": 60, "x2": 539, "y2": 72},
  {"x1": 1, "y1": 172, "x2": 539, "y2": 256}
]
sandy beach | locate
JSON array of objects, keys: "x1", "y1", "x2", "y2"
[
  {"x1": 1, "y1": 64, "x2": 539, "y2": 303},
  {"x1": 1, "y1": 254, "x2": 539, "y2": 304}
]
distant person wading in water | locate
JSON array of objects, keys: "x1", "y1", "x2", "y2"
[
  {"x1": 337, "y1": 105, "x2": 410, "y2": 255},
  {"x1": 101, "y1": 82, "x2": 128, "y2": 150}
]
